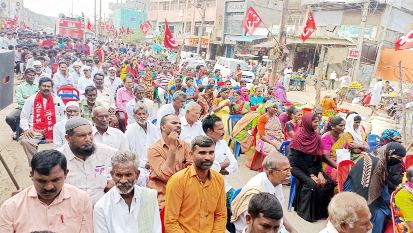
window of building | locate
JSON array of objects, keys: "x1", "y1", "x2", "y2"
[
  {"x1": 179, "y1": 1, "x2": 187, "y2": 9},
  {"x1": 206, "y1": 0, "x2": 216, "y2": 7},
  {"x1": 287, "y1": 15, "x2": 305, "y2": 26},
  {"x1": 171, "y1": 0, "x2": 179, "y2": 10},
  {"x1": 159, "y1": 2, "x2": 169, "y2": 11},
  {"x1": 185, "y1": 21, "x2": 192, "y2": 33},
  {"x1": 187, "y1": 0, "x2": 194, "y2": 9}
]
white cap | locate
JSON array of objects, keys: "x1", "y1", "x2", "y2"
[
  {"x1": 33, "y1": 61, "x2": 42, "y2": 66},
  {"x1": 83, "y1": 66, "x2": 91, "y2": 71},
  {"x1": 65, "y1": 101, "x2": 79, "y2": 110},
  {"x1": 73, "y1": 62, "x2": 81, "y2": 67},
  {"x1": 108, "y1": 67, "x2": 116, "y2": 71}
]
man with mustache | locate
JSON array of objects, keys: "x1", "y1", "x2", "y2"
[
  {"x1": 164, "y1": 135, "x2": 227, "y2": 232},
  {"x1": 53, "y1": 61, "x2": 74, "y2": 93},
  {"x1": 203, "y1": 114, "x2": 238, "y2": 231},
  {"x1": 58, "y1": 117, "x2": 117, "y2": 206},
  {"x1": 78, "y1": 86, "x2": 103, "y2": 121},
  {"x1": 180, "y1": 102, "x2": 204, "y2": 143},
  {"x1": 20, "y1": 77, "x2": 65, "y2": 163},
  {"x1": 156, "y1": 90, "x2": 186, "y2": 130},
  {"x1": 125, "y1": 103, "x2": 160, "y2": 187},
  {"x1": 232, "y1": 153, "x2": 298, "y2": 233},
  {"x1": 93, "y1": 150, "x2": 162, "y2": 233},
  {"x1": 104, "y1": 67, "x2": 122, "y2": 96},
  {"x1": 92, "y1": 106, "x2": 128, "y2": 150},
  {"x1": 33, "y1": 60, "x2": 50, "y2": 83},
  {"x1": 93, "y1": 73, "x2": 116, "y2": 112},
  {"x1": 0, "y1": 150, "x2": 93, "y2": 232},
  {"x1": 53, "y1": 101, "x2": 81, "y2": 150},
  {"x1": 126, "y1": 85, "x2": 155, "y2": 124},
  {"x1": 147, "y1": 114, "x2": 193, "y2": 209}
]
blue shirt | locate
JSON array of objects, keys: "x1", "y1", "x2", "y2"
[
  {"x1": 250, "y1": 96, "x2": 264, "y2": 106},
  {"x1": 212, "y1": 74, "x2": 221, "y2": 81}
]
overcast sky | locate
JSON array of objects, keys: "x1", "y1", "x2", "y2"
[{"x1": 24, "y1": 0, "x2": 112, "y2": 20}]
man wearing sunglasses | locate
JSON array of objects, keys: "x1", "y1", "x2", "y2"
[{"x1": 232, "y1": 152, "x2": 298, "y2": 233}]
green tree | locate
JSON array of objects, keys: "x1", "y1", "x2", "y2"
[{"x1": 124, "y1": 30, "x2": 146, "y2": 44}]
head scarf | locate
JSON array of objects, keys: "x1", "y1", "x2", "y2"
[
  {"x1": 378, "y1": 129, "x2": 401, "y2": 148},
  {"x1": 347, "y1": 142, "x2": 406, "y2": 214},
  {"x1": 273, "y1": 82, "x2": 289, "y2": 103},
  {"x1": 344, "y1": 114, "x2": 363, "y2": 144},
  {"x1": 198, "y1": 67, "x2": 207, "y2": 79},
  {"x1": 289, "y1": 113, "x2": 322, "y2": 156},
  {"x1": 240, "y1": 87, "x2": 250, "y2": 102}
]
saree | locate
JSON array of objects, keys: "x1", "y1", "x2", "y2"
[
  {"x1": 274, "y1": 82, "x2": 289, "y2": 104},
  {"x1": 140, "y1": 73, "x2": 155, "y2": 101},
  {"x1": 198, "y1": 92, "x2": 214, "y2": 119},
  {"x1": 213, "y1": 98, "x2": 231, "y2": 143},
  {"x1": 120, "y1": 65, "x2": 128, "y2": 81},
  {"x1": 322, "y1": 98, "x2": 335, "y2": 116},
  {"x1": 392, "y1": 181, "x2": 413, "y2": 233},
  {"x1": 284, "y1": 122, "x2": 299, "y2": 141},
  {"x1": 256, "y1": 116, "x2": 284, "y2": 156},
  {"x1": 232, "y1": 101, "x2": 250, "y2": 115}
]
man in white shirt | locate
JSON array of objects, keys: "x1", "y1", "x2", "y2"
[
  {"x1": 126, "y1": 85, "x2": 155, "y2": 124},
  {"x1": 53, "y1": 101, "x2": 80, "y2": 150},
  {"x1": 77, "y1": 66, "x2": 94, "y2": 97},
  {"x1": 104, "y1": 67, "x2": 122, "y2": 96},
  {"x1": 202, "y1": 114, "x2": 237, "y2": 231},
  {"x1": 319, "y1": 192, "x2": 372, "y2": 233},
  {"x1": 94, "y1": 73, "x2": 116, "y2": 112},
  {"x1": 59, "y1": 116, "x2": 117, "y2": 206},
  {"x1": 53, "y1": 62, "x2": 74, "y2": 93},
  {"x1": 70, "y1": 62, "x2": 82, "y2": 87},
  {"x1": 283, "y1": 66, "x2": 292, "y2": 92},
  {"x1": 20, "y1": 77, "x2": 65, "y2": 162},
  {"x1": 328, "y1": 71, "x2": 337, "y2": 90},
  {"x1": 156, "y1": 90, "x2": 186, "y2": 129},
  {"x1": 338, "y1": 71, "x2": 351, "y2": 104},
  {"x1": 186, "y1": 54, "x2": 196, "y2": 68},
  {"x1": 93, "y1": 150, "x2": 162, "y2": 233},
  {"x1": 33, "y1": 60, "x2": 51, "y2": 83},
  {"x1": 125, "y1": 102, "x2": 160, "y2": 187},
  {"x1": 3, "y1": 32, "x2": 17, "y2": 49},
  {"x1": 92, "y1": 106, "x2": 128, "y2": 150},
  {"x1": 233, "y1": 152, "x2": 298, "y2": 233},
  {"x1": 179, "y1": 102, "x2": 204, "y2": 143}
]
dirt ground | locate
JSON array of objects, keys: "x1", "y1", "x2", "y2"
[{"x1": 0, "y1": 78, "x2": 382, "y2": 232}]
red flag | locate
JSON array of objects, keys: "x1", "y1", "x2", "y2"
[
  {"x1": 4, "y1": 20, "x2": 14, "y2": 29},
  {"x1": 110, "y1": 25, "x2": 114, "y2": 32},
  {"x1": 163, "y1": 19, "x2": 179, "y2": 49},
  {"x1": 87, "y1": 20, "x2": 95, "y2": 33},
  {"x1": 140, "y1": 21, "x2": 152, "y2": 34},
  {"x1": 100, "y1": 21, "x2": 106, "y2": 28},
  {"x1": 127, "y1": 26, "x2": 130, "y2": 35},
  {"x1": 300, "y1": 12, "x2": 317, "y2": 43},
  {"x1": 121, "y1": 26, "x2": 125, "y2": 34},
  {"x1": 114, "y1": 30, "x2": 118, "y2": 39},
  {"x1": 395, "y1": 30, "x2": 413, "y2": 50},
  {"x1": 21, "y1": 21, "x2": 26, "y2": 30},
  {"x1": 104, "y1": 24, "x2": 110, "y2": 33},
  {"x1": 242, "y1": 7, "x2": 262, "y2": 36},
  {"x1": 13, "y1": 17, "x2": 18, "y2": 24}
]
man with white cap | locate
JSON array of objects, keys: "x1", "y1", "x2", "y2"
[
  {"x1": 33, "y1": 60, "x2": 51, "y2": 83},
  {"x1": 77, "y1": 65, "x2": 94, "y2": 97},
  {"x1": 53, "y1": 101, "x2": 80, "y2": 150},
  {"x1": 70, "y1": 62, "x2": 83, "y2": 87},
  {"x1": 59, "y1": 116, "x2": 117, "y2": 206},
  {"x1": 104, "y1": 67, "x2": 122, "y2": 96}
]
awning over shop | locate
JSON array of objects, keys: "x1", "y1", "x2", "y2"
[
  {"x1": 235, "y1": 54, "x2": 259, "y2": 58},
  {"x1": 228, "y1": 35, "x2": 267, "y2": 42},
  {"x1": 252, "y1": 38, "x2": 356, "y2": 48}
]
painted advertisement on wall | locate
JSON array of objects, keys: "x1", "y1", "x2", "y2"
[{"x1": 56, "y1": 18, "x2": 84, "y2": 38}]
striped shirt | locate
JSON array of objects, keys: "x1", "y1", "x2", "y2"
[{"x1": 156, "y1": 73, "x2": 173, "y2": 88}]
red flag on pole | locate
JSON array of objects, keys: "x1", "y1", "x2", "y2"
[
  {"x1": 242, "y1": 7, "x2": 262, "y2": 36},
  {"x1": 114, "y1": 30, "x2": 118, "y2": 39},
  {"x1": 4, "y1": 20, "x2": 13, "y2": 29},
  {"x1": 121, "y1": 26, "x2": 125, "y2": 34},
  {"x1": 163, "y1": 19, "x2": 179, "y2": 49},
  {"x1": 300, "y1": 12, "x2": 317, "y2": 43},
  {"x1": 87, "y1": 20, "x2": 95, "y2": 33},
  {"x1": 140, "y1": 21, "x2": 152, "y2": 34},
  {"x1": 126, "y1": 26, "x2": 130, "y2": 35},
  {"x1": 395, "y1": 30, "x2": 413, "y2": 50},
  {"x1": 21, "y1": 21, "x2": 26, "y2": 30},
  {"x1": 110, "y1": 25, "x2": 114, "y2": 32},
  {"x1": 100, "y1": 21, "x2": 106, "y2": 28},
  {"x1": 13, "y1": 17, "x2": 18, "y2": 24},
  {"x1": 104, "y1": 24, "x2": 110, "y2": 33}
]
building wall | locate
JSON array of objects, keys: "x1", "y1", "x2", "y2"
[
  {"x1": 375, "y1": 49, "x2": 413, "y2": 83},
  {"x1": 113, "y1": 8, "x2": 147, "y2": 30}
]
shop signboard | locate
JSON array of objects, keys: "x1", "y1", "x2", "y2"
[
  {"x1": 56, "y1": 18, "x2": 84, "y2": 38},
  {"x1": 347, "y1": 48, "x2": 359, "y2": 59},
  {"x1": 189, "y1": 36, "x2": 209, "y2": 47}
]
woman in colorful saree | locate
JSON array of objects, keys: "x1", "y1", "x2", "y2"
[
  {"x1": 119, "y1": 60, "x2": 130, "y2": 81},
  {"x1": 284, "y1": 108, "x2": 302, "y2": 140},
  {"x1": 343, "y1": 142, "x2": 406, "y2": 233},
  {"x1": 255, "y1": 99, "x2": 284, "y2": 156},
  {"x1": 240, "y1": 87, "x2": 250, "y2": 102},
  {"x1": 321, "y1": 92, "x2": 337, "y2": 116},
  {"x1": 392, "y1": 165, "x2": 413, "y2": 233},
  {"x1": 342, "y1": 114, "x2": 370, "y2": 162},
  {"x1": 273, "y1": 82, "x2": 289, "y2": 104},
  {"x1": 212, "y1": 87, "x2": 231, "y2": 143},
  {"x1": 230, "y1": 90, "x2": 250, "y2": 115},
  {"x1": 198, "y1": 84, "x2": 215, "y2": 119}
]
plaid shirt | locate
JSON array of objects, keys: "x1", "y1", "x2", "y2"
[{"x1": 78, "y1": 98, "x2": 102, "y2": 121}]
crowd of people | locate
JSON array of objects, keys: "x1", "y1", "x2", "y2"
[{"x1": 0, "y1": 31, "x2": 412, "y2": 233}]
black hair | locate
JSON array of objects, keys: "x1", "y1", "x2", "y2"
[
  {"x1": 190, "y1": 135, "x2": 214, "y2": 152},
  {"x1": 84, "y1": 85, "x2": 97, "y2": 95},
  {"x1": 186, "y1": 76, "x2": 193, "y2": 82},
  {"x1": 354, "y1": 115, "x2": 362, "y2": 121},
  {"x1": 198, "y1": 86, "x2": 205, "y2": 92},
  {"x1": 202, "y1": 114, "x2": 222, "y2": 134},
  {"x1": 160, "y1": 114, "x2": 174, "y2": 127},
  {"x1": 214, "y1": 69, "x2": 220, "y2": 74},
  {"x1": 39, "y1": 77, "x2": 53, "y2": 87},
  {"x1": 31, "y1": 150, "x2": 67, "y2": 176},
  {"x1": 123, "y1": 74, "x2": 134, "y2": 83},
  {"x1": 205, "y1": 84, "x2": 214, "y2": 90},
  {"x1": 312, "y1": 113, "x2": 319, "y2": 121},
  {"x1": 93, "y1": 73, "x2": 104, "y2": 80},
  {"x1": 37, "y1": 56, "x2": 45, "y2": 61},
  {"x1": 248, "y1": 192, "x2": 283, "y2": 220},
  {"x1": 196, "y1": 65, "x2": 201, "y2": 70},
  {"x1": 8, "y1": 45, "x2": 14, "y2": 50},
  {"x1": 144, "y1": 64, "x2": 149, "y2": 68},
  {"x1": 346, "y1": 111, "x2": 358, "y2": 119},
  {"x1": 240, "y1": 79, "x2": 246, "y2": 84},
  {"x1": 286, "y1": 106, "x2": 296, "y2": 114},
  {"x1": 217, "y1": 87, "x2": 229, "y2": 98},
  {"x1": 24, "y1": 68, "x2": 36, "y2": 76},
  {"x1": 326, "y1": 116, "x2": 345, "y2": 132},
  {"x1": 262, "y1": 96, "x2": 273, "y2": 103},
  {"x1": 58, "y1": 61, "x2": 67, "y2": 67},
  {"x1": 225, "y1": 80, "x2": 231, "y2": 84},
  {"x1": 86, "y1": 59, "x2": 93, "y2": 63}
]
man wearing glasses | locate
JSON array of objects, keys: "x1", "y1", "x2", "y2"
[
  {"x1": 232, "y1": 152, "x2": 298, "y2": 233},
  {"x1": 126, "y1": 85, "x2": 156, "y2": 124},
  {"x1": 91, "y1": 106, "x2": 128, "y2": 150}
]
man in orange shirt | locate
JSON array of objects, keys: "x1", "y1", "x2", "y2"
[
  {"x1": 164, "y1": 135, "x2": 227, "y2": 232},
  {"x1": 0, "y1": 150, "x2": 93, "y2": 232},
  {"x1": 147, "y1": 114, "x2": 193, "y2": 209}
]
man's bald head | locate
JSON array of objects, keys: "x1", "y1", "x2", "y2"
[{"x1": 92, "y1": 106, "x2": 110, "y2": 130}]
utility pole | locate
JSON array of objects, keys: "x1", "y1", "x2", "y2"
[
  {"x1": 315, "y1": 45, "x2": 325, "y2": 106},
  {"x1": 269, "y1": 0, "x2": 289, "y2": 86},
  {"x1": 372, "y1": 5, "x2": 392, "y2": 81},
  {"x1": 94, "y1": 0, "x2": 97, "y2": 38},
  {"x1": 99, "y1": 0, "x2": 102, "y2": 40},
  {"x1": 197, "y1": 0, "x2": 206, "y2": 55},
  {"x1": 399, "y1": 61, "x2": 407, "y2": 143},
  {"x1": 354, "y1": 0, "x2": 369, "y2": 82}
]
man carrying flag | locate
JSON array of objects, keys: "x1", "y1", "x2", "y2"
[
  {"x1": 300, "y1": 12, "x2": 317, "y2": 43},
  {"x1": 163, "y1": 19, "x2": 179, "y2": 49}
]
